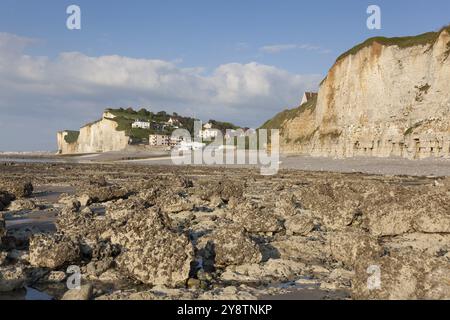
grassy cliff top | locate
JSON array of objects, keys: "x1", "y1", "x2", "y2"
[
  {"x1": 63, "y1": 130, "x2": 80, "y2": 144},
  {"x1": 260, "y1": 96, "x2": 317, "y2": 130},
  {"x1": 336, "y1": 25, "x2": 450, "y2": 63}
]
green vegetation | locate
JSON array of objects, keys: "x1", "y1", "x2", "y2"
[
  {"x1": 415, "y1": 83, "x2": 431, "y2": 102},
  {"x1": 444, "y1": 41, "x2": 450, "y2": 61},
  {"x1": 260, "y1": 96, "x2": 317, "y2": 130},
  {"x1": 294, "y1": 128, "x2": 319, "y2": 144},
  {"x1": 64, "y1": 131, "x2": 80, "y2": 144},
  {"x1": 336, "y1": 25, "x2": 450, "y2": 63},
  {"x1": 417, "y1": 84, "x2": 431, "y2": 93},
  {"x1": 208, "y1": 119, "x2": 240, "y2": 132},
  {"x1": 104, "y1": 107, "x2": 239, "y2": 143},
  {"x1": 404, "y1": 121, "x2": 424, "y2": 136},
  {"x1": 319, "y1": 129, "x2": 342, "y2": 141}
]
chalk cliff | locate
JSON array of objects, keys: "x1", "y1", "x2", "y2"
[
  {"x1": 267, "y1": 27, "x2": 450, "y2": 159},
  {"x1": 57, "y1": 112, "x2": 129, "y2": 154}
]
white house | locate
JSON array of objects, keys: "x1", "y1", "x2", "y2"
[
  {"x1": 199, "y1": 123, "x2": 220, "y2": 139},
  {"x1": 300, "y1": 92, "x2": 318, "y2": 105},
  {"x1": 167, "y1": 117, "x2": 181, "y2": 126},
  {"x1": 132, "y1": 120, "x2": 151, "y2": 129}
]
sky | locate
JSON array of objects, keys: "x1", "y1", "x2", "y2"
[{"x1": 0, "y1": 0, "x2": 449, "y2": 151}]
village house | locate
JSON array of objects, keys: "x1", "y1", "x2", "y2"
[
  {"x1": 300, "y1": 92, "x2": 318, "y2": 105},
  {"x1": 199, "y1": 123, "x2": 220, "y2": 139},
  {"x1": 149, "y1": 134, "x2": 185, "y2": 147},
  {"x1": 131, "y1": 119, "x2": 151, "y2": 129},
  {"x1": 149, "y1": 134, "x2": 169, "y2": 146},
  {"x1": 167, "y1": 117, "x2": 181, "y2": 127}
]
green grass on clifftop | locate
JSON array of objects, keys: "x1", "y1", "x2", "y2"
[
  {"x1": 336, "y1": 25, "x2": 450, "y2": 63},
  {"x1": 260, "y1": 96, "x2": 317, "y2": 130},
  {"x1": 64, "y1": 131, "x2": 80, "y2": 144}
]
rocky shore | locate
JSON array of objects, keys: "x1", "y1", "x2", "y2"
[{"x1": 1, "y1": 162, "x2": 449, "y2": 300}]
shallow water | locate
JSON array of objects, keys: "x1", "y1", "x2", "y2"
[
  {"x1": 0, "y1": 157, "x2": 64, "y2": 164},
  {"x1": 0, "y1": 287, "x2": 53, "y2": 300}
]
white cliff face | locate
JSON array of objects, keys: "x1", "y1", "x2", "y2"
[
  {"x1": 57, "y1": 113, "x2": 128, "y2": 154},
  {"x1": 281, "y1": 29, "x2": 450, "y2": 159}
]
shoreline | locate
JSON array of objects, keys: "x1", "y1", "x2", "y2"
[{"x1": 1, "y1": 151, "x2": 450, "y2": 177}]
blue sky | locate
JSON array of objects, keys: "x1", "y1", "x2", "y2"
[{"x1": 0, "y1": 0, "x2": 449, "y2": 151}]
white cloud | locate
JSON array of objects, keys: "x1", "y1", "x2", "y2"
[
  {"x1": 260, "y1": 43, "x2": 330, "y2": 54},
  {"x1": 0, "y1": 32, "x2": 322, "y2": 151}
]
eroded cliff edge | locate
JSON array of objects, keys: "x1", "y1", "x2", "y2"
[
  {"x1": 265, "y1": 26, "x2": 450, "y2": 159},
  {"x1": 57, "y1": 111, "x2": 129, "y2": 154}
]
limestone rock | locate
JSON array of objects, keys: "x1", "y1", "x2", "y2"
[
  {"x1": 8, "y1": 199, "x2": 37, "y2": 212},
  {"x1": 284, "y1": 212, "x2": 315, "y2": 236},
  {"x1": 328, "y1": 229, "x2": 382, "y2": 268},
  {"x1": 105, "y1": 197, "x2": 148, "y2": 221},
  {"x1": 77, "y1": 194, "x2": 92, "y2": 207},
  {"x1": 0, "y1": 191, "x2": 14, "y2": 211},
  {"x1": 221, "y1": 259, "x2": 307, "y2": 283},
  {"x1": 382, "y1": 233, "x2": 450, "y2": 257},
  {"x1": 274, "y1": 27, "x2": 450, "y2": 160},
  {"x1": 274, "y1": 194, "x2": 302, "y2": 218},
  {"x1": 232, "y1": 203, "x2": 283, "y2": 234},
  {"x1": 57, "y1": 113, "x2": 129, "y2": 154},
  {"x1": 58, "y1": 195, "x2": 81, "y2": 211},
  {"x1": 0, "y1": 180, "x2": 33, "y2": 198},
  {"x1": 270, "y1": 235, "x2": 331, "y2": 264},
  {"x1": 0, "y1": 266, "x2": 26, "y2": 292},
  {"x1": 0, "y1": 215, "x2": 5, "y2": 241},
  {"x1": 61, "y1": 284, "x2": 93, "y2": 300},
  {"x1": 85, "y1": 186, "x2": 131, "y2": 204},
  {"x1": 209, "y1": 224, "x2": 262, "y2": 268},
  {"x1": 352, "y1": 249, "x2": 450, "y2": 300},
  {"x1": 111, "y1": 208, "x2": 194, "y2": 287},
  {"x1": 29, "y1": 233, "x2": 80, "y2": 269},
  {"x1": 47, "y1": 271, "x2": 66, "y2": 282}
]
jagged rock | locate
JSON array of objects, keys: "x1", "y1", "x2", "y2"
[
  {"x1": 47, "y1": 271, "x2": 66, "y2": 282},
  {"x1": 58, "y1": 195, "x2": 81, "y2": 211},
  {"x1": 156, "y1": 191, "x2": 194, "y2": 214},
  {"x1": 296, "y1": 183, "x2": 362, "y2": 231},
  {"x1": 29, "y1": 233, "x2": 80, "y2": 269},
  {"x1": 382, "y1": 233, "x2": 450, "y2": 257},
  {"x1": 208, "y1": 224, "x2": 262, "y2": 268},
  {"x1": 56, "y1": 206, "x2": 94, "y2": 238},
  {"x1": 85, "y1": 186, "x2": 131, "y2": 204},
  {"x1": 0, "y1": 215, "x2": 5, "y2": 241},
  {"x1": 86, "y1": 258, "x2": 114, "y2": 277},
  {"x1": 88, "y1": 176, "x2": 108, "y2": 187},
  {"x1": 0, "y1": 180, "x2": 33, "y2": 198},
  {"x1": 0, "y1": 266, "x2": 26, "y2": 292},
  {"x1": 8, "y1": 199, "x2": 37, "y2": 211},
  {"x1": 360, "y1": 188, "x2": 422, "y2": 236},
  {"x1": 328, "y1": 229, "x2": 382, "y2": 268},
  {"x1": 106, "y1": 197, "x2": 148, "y2": 221},
  {"x1": 274, "y1": 194, "x2": 302, "y2": 218},
  {"x1": 284, "y1": 211, "x2": 315, "y2": 236},
  {"x1": 61, "y1": 284, "x2": 93, "y2": 300},
  {"x1": 232, "y1": 202, "x2": 283, "y2": 234},
  {"x1": 198, "y1": 179, "x2": 245, "y2": 202},
  {"x1": 77, "y1": 194, "x2": 92, "y2": 207},
  {"x1": 352, "y1": 249, "x2": 450, "y2": 300},
  {"x1": 111, "y1": 208, "x2": 194, "y2": 287},
  {"x1": 0, "y1": 252, "x2": 7, "y2": 266},
  {"x1": 6, "y1": 249, "x2": 29, "y2": 263},
  {"x1": 0, "y1": 191, "x2": 15, "y2": 211},
  {"x1": 221, "y1": 259, "x2": 307, "y2": 283},
  {"x1": 412, "y1": 194, "x2": 450, "y2": 233},
  {"x1": 269, "y1": 235, "x2": 331, "y2": 264}
]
